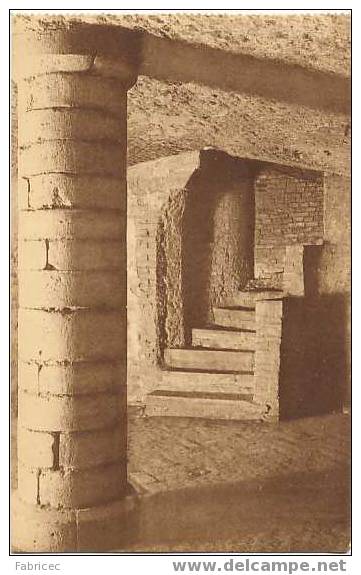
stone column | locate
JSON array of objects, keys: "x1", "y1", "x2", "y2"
[{"x1": 12, "y1": 20, "x2": 139, "y2": 552}]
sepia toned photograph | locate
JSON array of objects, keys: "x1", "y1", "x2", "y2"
[{"x1": 10, "y1": 9, "x2": 351, "y2": 555}]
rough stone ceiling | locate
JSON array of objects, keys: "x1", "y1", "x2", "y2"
[
  {"x1": 15, "y1": 13, "x2": 351, "y2": 175},
  {"x1": 128, "y1": 77, "x2": 350, "y2": 176},
  {"x1": 116, "y1": 12, "x2": 350, "y2": 175},
  {"x1": 116, "y1": 13, "x2": 351, "y2": 76}
]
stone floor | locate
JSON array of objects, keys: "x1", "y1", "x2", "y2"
[
  {"x1": 126, "y1": 409, "x2": 350, "y2": 553},
  {"x1": 128, "y1": 409, "x2": 350, "y2": 494},
  {"x1": 11, "y1": 410, "x2": 350, "y2": 553}
]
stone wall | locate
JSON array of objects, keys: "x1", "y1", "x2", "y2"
[
  {"x1": 303, "y1": 174, "x2": 351, "y2": 406},
  {"x1": 11, "y1": 81, "x2": 18, "y2": 413},
  {"x1": 182, "y1": 151, "x2": 255, "y2": 343},
  {"x1": 252, "y1": 169, "x2": 350, "y2": 417},
  {"x1": 280, "y1": 294, "x2": 347, "y2": 418},
  {"x1": 277, "y1": 174, "x2": 351, "y2": 416},
  {"x1": 127, "y1": 150, "x2": 255, "y2": 403},
  {"x1": 127, "y1": 152, "x2": 199, "y2": 403},
  {"x1": 254, "y1": 299, "x2": 283, "y2": 421},
  {"x1": 309, "y1": 174, "x2": 351, "y2": 296}
]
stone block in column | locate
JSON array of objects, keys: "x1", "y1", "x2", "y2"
[
  {"x1": 254, "y1": 299, "x2": 284, "y2": 421},
  {"x1": 12, "y1": 18, "x2": 140, "y2": 552},
  {"x1": 283, "y1": 244, "x2": 305, "y2": 296}
]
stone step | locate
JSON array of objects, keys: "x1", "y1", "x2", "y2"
[
  {"x1": 157, "y1": 370, "x2": 254, "y2": 395},
  {"x1": 145, "y1": 393, "x2": 263, "y2": 421},
  {"x1": 164, "y1": 348, "x2": 254, "y2": 372},
  {"x1": 213, "y1": 307, "x2": 256, "y2": 330},
  {"x1": 192, "y1": 328, "x2": 255, "y2": 351},
  {"x1": 224, "y1": 290, "x2": 284, "y2": 309}
]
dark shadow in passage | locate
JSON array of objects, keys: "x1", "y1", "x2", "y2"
[{"x1": 280, "y1": 293, "x2": 349, "y2": 420}]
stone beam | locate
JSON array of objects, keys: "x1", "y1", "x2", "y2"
[{"x1": 140, "y1": 33, "x2": 350, "y2": 115}]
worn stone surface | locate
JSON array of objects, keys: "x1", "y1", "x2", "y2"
[
  {"x1": 125, "y1": 149, "x2": 350, "y2": 409},
  {"x1": 127, "y1": 151, "x2": 255, "y2": 402},
  {"x1": 20, "y1": 73, "x2": 127, "y2": 117},
  {"x1": 127, "y1": 407, "x2": 350, "y2": 489},
  {"x1": 315, "y1": 174, "x2": 351, "y2": 296},
  {"x1": 18, "y1": 390, "x2": 125, "y2": 432},
  {"x1": 192, "y1": 327, "x2": 256, "y2": 350},
  {"x1": 254, "y1": 166, "x2": 324, "y2": 291},
  {"x1": 283, "y1": 246, "x2": 305, "y2": 296},
  {"x1": 19, "y1": 270, "x2": 125, "y2": 309},
  {"x1": 15, "y1": 13, "x2": 350, "y2": 75},
  {"x1": 38, "y1": 463, "x2": 127, "y2": 509},
  {"x1": 254, "y1": 299, "x2": 283, "y2": 420},
  {"x1": 20, "y1": 140, "x2": 125, "y2": 177},
  {"x1": 59, "y1": 427, "x2": 126, "y2": 469},
  {"x1": 125, "y1": 409, "x2": 349, "y2": 552},
  {"x1": 12, "y1": 21, "x2": 136, "y2": 553},
  {"x1": 182, "y1": 155, "x2": 255, "y2": 340},
  {"x1": 157, "y1": 370, "x2": 254, "y2": 395},
  {"x1": 18, "y1": 360, "x2": 125, "y2": 395},
  {"x1": 17, "y1": 427, "x2": 56, "y2": 468},
  {"x1": 128, "y1": 75, "x2": 350, "y2": 175},
  {"x1": 18, "y1": 309, "x2": 125, "y2": 362},
  {"x1": 19, "y1": 108, "x2": 124, "y2": 144},
  {"x1": 19, "y1": 241, "x2": 124, "y2": 272},
  {"x1": 19, "y1": 173, "x2": 126, "y2": 211},
  {"x1": 11, "y1": 409, "x2": 350, "y2": 552},
  {"x1": 127, "y1": 152, "x2": 199, "y2": 402},
  {"x1": 213, "y1": 307, "x2": 255, "y2": 330},
  {"x1": 12, "y1": 493, "x2": 77, "y2": 552},
  {"x1": 146, "y1": 394, "x2": 261, "y2": 420},
  {"x1": 164, "y1": 347, "x2": 254, "y2": 372}
]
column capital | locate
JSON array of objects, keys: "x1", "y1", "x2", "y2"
[{"x1": 12, "y1": 16, "x2": 141, "y2": 87}]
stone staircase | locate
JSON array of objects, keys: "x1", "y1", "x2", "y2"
[{"x1": 145, "y1": 289, "x2": 283, "y2": 420}]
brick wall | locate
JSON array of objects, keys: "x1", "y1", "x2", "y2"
[
  {"x1": 253, "y1": 168, "x2": 350, "y2": 416},
  {"x1": 255, "y1": 167, "x2": 324, "y2": 246},
  {"x1": 254, "y1": 166, "x2": 324, "y2": 289}
]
